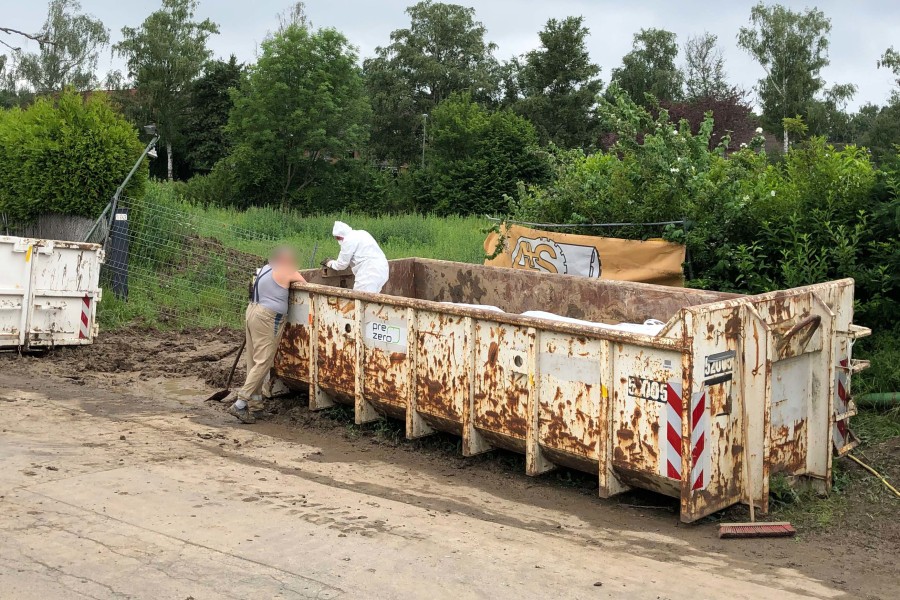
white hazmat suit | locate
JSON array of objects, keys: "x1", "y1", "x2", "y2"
[{"x1": 327, "y1": 221, "x2": 390, "y2": 293}]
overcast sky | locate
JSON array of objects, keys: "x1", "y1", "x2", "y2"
[{"x1": 3, "y1": 0, "x2": 898, "y2": 110}]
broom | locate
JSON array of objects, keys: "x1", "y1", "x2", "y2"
[{"x1": 718, "y1": 400, "x2": 795, "y2": 539}]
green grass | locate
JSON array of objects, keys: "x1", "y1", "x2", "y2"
[
  {"x1": 98, "y1": 181, "x2": 490, "y2": 330},
  {"x1": 143, "y1": 180, "x2": 489, "y2": 266}
]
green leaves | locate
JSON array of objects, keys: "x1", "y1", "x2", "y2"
[
  {"x1": 364, "y1": 1, "x2": 500, "y2": 162},
  {"x1": 113, "y1": 0, "x2": 219, "y2": 179},
  {"x1": 0, "y1": 89, "x2": 145, "y2": 221},
  {"x1": 511, "y1": 88, "x2": 899, "y2": 329},
  {"x1": 418, "y1": 93, "x2": 549, "y2": 215},
  {"x1": 225, "y1": 22, "x2": 370, "y2": 209},
  {"x1": 514, "y1": 17, "x2": 603, "y2": 149},
  {"x1": 738, "y1": 3, "x2": 832, "y2": 143},
  {"x1": 16, "y1": 0, "x2": 110, "y2": 93},
  {"x1": 611, "y1": 28, "x2": 684, "y2": 106}
]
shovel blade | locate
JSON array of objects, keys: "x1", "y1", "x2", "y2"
[{"x1": 206, "y1": 389, "x2": 231, "y2": 403}]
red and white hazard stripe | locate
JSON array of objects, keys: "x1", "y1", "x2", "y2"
[
  {"x1": 690, "y1": 390, "x2": 709, "y2": 491},
  {"x1": 832, "y1": 356, "x2": 851, "y2": 451},
  {"x1": 79, "y1": 295, "x2": 91, "y2": 340},
  {"x1": 661, "y1": 381, "x2": 682, "y2": 480}
]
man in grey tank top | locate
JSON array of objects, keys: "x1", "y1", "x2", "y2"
[{"x1": 228, "y1": 247, "x2": 306, "y2": 424}]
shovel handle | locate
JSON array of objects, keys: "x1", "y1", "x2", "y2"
[{"x1": 225, "y1": 339, "x2": 246, "y2": 389}]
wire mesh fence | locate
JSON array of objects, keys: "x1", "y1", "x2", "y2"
[{"x1": 88, "y1": 194, "x2": 277, "y2": 329}]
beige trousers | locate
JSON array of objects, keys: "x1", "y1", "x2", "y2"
[{"x1": 239, "y1": 303, "x2": 286, "y2": 400}]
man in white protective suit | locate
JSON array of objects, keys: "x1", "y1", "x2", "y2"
[{"x1": 324, "y1": 221, "x2": 390, "y2": 293}]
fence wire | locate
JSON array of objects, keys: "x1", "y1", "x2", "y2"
[{"x1": 91, "y1": 195, "x2": 277, "y2": 328}]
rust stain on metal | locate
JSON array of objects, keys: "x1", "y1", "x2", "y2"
[
  {"x1": 363, "y1": 347, "x2": 407, "y2": 411},
  {"x1": 773, "y1": 313, "x2": 821, "y2": 360},
  {"x1": 274, "y1": 322, "x2": 309, "y2": 381},
  {"x1": 474, "y1": 325, "x2": 529, "y2": 445},
  {"x1": 273, "y1": 258, "x2": 864, "y2": 524},
  {"x1": 541, "y1": 387, "x2": 597, "y2": 458},
  {"x1": 316, "y1": 300, "x2": 356, "y2": 395},
  {"x1": 770, "y1": 419, "x2": 807, "y2": 474},
  {"x1": 416, "y1": 313, "x2": 465, "y2": 427}
]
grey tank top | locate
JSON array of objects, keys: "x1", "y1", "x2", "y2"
[{"x1": 252, "y1": 265, "x2": 289, "y2": 315}]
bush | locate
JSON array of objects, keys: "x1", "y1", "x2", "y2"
[
  {"x1": 513, "y1": 90, "x2": 900, "y2": 347},
  {"x1": 293, "y1": 159, "x2": 417, "y2": 214},
  {"x1": 0, "y1": 89, "x2": 146, "y2": 222},
  {"x1": 417, "y1": 93, "x2": 551, "y2": 216}
]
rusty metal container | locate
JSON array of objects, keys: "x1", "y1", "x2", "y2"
[{"x1": 273, "y1": 258, "x2": 870, "y2": 522}]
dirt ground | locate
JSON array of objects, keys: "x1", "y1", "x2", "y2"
[{"x1": 0, "y1": 329, "x2": 897, "y2": 599}]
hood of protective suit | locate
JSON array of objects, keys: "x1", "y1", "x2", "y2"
[{"x1": 332, "y1": 221, "x2": 352, "y2": 240}]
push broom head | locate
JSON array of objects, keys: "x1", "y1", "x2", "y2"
[{"x1": 718, "y1": 521, "x2": 796, "y2": 539}]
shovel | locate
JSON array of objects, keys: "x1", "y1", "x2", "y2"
[{"x1": 206, "y1": 339, "x2": 246, "y2": 402}]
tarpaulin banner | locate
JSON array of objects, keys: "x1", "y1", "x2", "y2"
[{"x1": 483, "y1": 223, "x2": 686, "y2": 287}]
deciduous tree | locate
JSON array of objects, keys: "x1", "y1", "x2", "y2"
[
  {"x1": 182, "y1": 56, "x2": 242, "y2": 174},
  {"x1": 516, "y1": 17, "x2": 602, "y2": 149},
  {"x1": 419, "y1": 93, "x2": 549, "y2": 215},
  {"x1": 738, "y1": 2, "x2": 831, "y2": 152},
  {"x1": 364, "y1": 1, "x2": 499, "y2": 162},
  {"x1": 226, "y1": 22, "x2": 370, "y2": 208},
  {"x1": 114, "y1": 0, "x2": 218, "y2": 180},
  {"x1": 683, "y1": 32, "x2": 731, "y2": 101},
  {"x1": 879, "y1": 47, "x2": 900, "y2": 99},
  {"x1": 661, "y1": 92, "x2": 759, "y2": 152},
  {"x1": 611, "y1": 28, "x2": 683, "y2": 106},
  {"x1": 805, "y1": 82, "x2": 857, "y2": 142},
  {"x1": 16, "y1": 0, "x2": 109, "y2": 93}
]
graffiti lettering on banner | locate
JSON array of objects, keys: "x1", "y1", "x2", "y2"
[
  {"x1": 484, "y1": 223, "x2": 686, "y2": 286},
  {"x1": 510, "y1": 236, "x2": 601, "y2": 278}
]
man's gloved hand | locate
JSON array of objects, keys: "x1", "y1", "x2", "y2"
[{"x1": 320, "y1": 258, "x2": 333, "y2": 269}]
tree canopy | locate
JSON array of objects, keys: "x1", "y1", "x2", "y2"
[
  {"x1": 226, "y1": 22, "x2": 370, "y2": 209},
  {"x1": 114, "y1": 0, "x2": 219, "y2": 180},
  {"x1": 364, "y1": 1, "x2": 499, "y2": 161},
  {"x1": 15, "y1": 0, "x2": 109, "y2": 93},
  {"x1": 738, "y1": 2, "x2": 831, "y2": 149},
  {"x1": 418, "y1": 93, "x2": 550, "y2": 215},
  {"x1": 611, "y1": 28, "x2": 683, "y2": 105},
  {"x1": 515, "y1": 17, "x2": 603, "y2": 149},
  {"x1": 683, "y1": 32, "x2": 731, "y2": 101},
  {"x1": 182, "y1": 56, "x2": 242, "y2": 173}
]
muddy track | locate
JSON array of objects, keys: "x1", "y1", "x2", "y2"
[{"x1": 1, "y1": 329, "x2": 898, "y2": 599}]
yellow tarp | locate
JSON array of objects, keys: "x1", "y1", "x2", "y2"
[{"x1": 483, "y1": 223, "x2": 686, "y2": 287}]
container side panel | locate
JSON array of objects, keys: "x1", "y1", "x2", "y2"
[
  {"x1": 315, "y1": 296, "x2": 357, "y2": 396},
  {"x1": 414, "y1": 259, "x2": 736, "y2": 323},
  {"x1": 474, "y1": 321, "x2": 530, "y2": 450},
  {"x1": 361, "y1": 302, "x2": 409, "y2": 413},
  {"x1": 537, "y1": 332, "x2": 602, "y2": 462},
  {"x1": 769, "y1": 354, "x2": 811, "y2": 474},
  {"x1": 274, "y1": 292, "x2": 311, "y2": 384},
  {"x1": 27, "y1": 243, "x2": 103, "y2": 347},
  {"x1": 683, "y1": 306, "x2": 743, "y2": 522},
  {"x1": 415, "y1": 310, "x2": 467, "y2": 433},
  {"x1": 0, "y1": 238, "x2": 32, "y2": 347},
  {"x1": 611, "y1": 344, "x2": 682, "y2": 489}
]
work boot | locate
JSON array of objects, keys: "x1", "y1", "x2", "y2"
[
  {"x1": 227, "y1": 403, "x2": 256, "y2": 424},
  {"x1": 248, "y1": 394, "x2": 265, "y2": 412}
]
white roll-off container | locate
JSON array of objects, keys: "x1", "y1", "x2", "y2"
[{"x1": 0, "y1": 235, "x2": 103, "y2": 349}]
